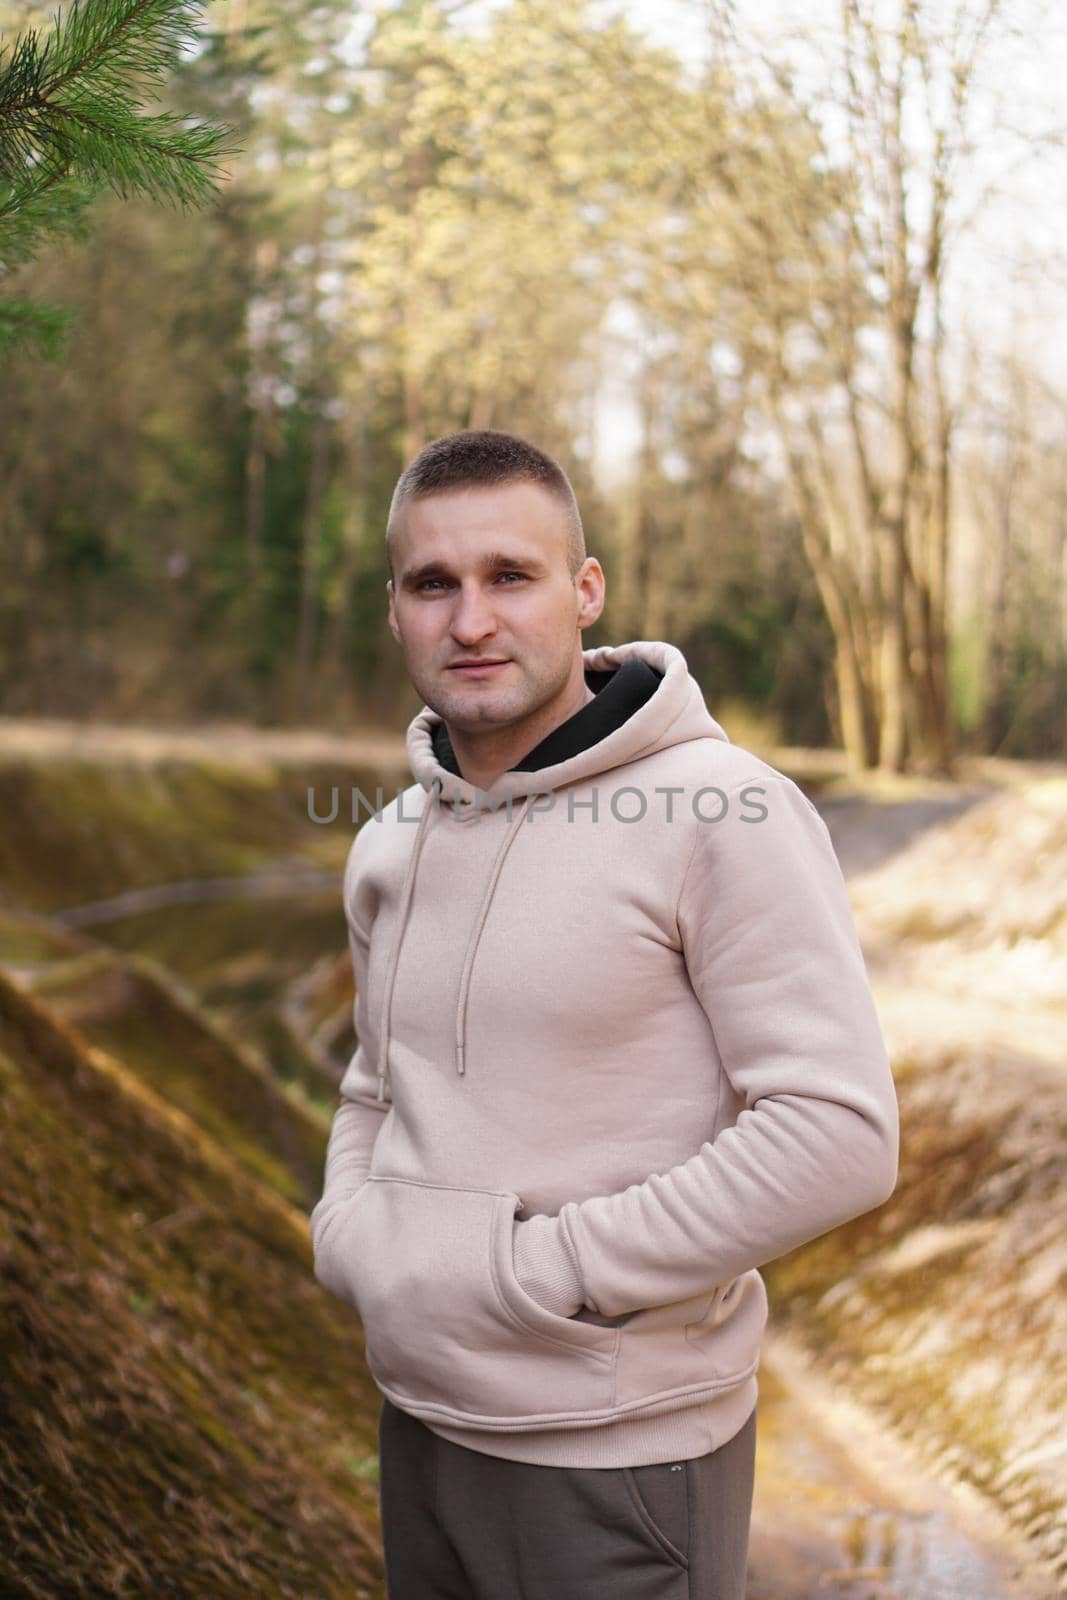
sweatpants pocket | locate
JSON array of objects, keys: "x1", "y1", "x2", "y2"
[
  {"x1": 350, "y1": 1177, "x2": 617, "y2": 1425},
  {"x1": 621, "y1": 1461, "x2": 690, "y2": 1570}
]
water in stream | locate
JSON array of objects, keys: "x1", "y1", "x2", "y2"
[{"x1": 750, "y1": 1340, "x2": 1059, "y2": 1599}]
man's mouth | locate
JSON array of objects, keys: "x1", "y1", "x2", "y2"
[{"x1": 448, "y1": 659, "x2": 511, "y2": 674}]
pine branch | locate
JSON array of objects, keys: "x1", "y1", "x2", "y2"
[
  {"x1": 0, "y1": 0, "x2": 243, "y2": 363},
  {"x1": 0, "y1": 0, "x2": 242, "y2": 214}
]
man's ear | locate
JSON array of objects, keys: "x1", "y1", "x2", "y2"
[
  {"x1": 386, "y1": 580, "x2": 401, "y2": 644},
  {"x1": 576, "y1": 558, "x2": 606, "y2": 631}
]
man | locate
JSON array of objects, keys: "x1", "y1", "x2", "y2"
[{"x1": 309, "y1": 429, "x2": 899, "y2": 1599}]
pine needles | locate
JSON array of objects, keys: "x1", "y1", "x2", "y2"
[{"x1": 0, "y1": 0, "x2": 242, "y2": 355}]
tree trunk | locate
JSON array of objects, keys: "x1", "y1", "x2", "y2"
[
  {"x1": 771, "y1": 386, "x2": 877, "y2": 770},
  {"x1": 244, "y1": 239, "x2": 279, "y2": 596},
  {"x1": 297, "y1": 406, "x2": 332, "y2": 701},
  {"x1": 324, "y1": 410, "x2": 368, "y2": 686},
  {"x1": 983, "y1": 464, "x2": 1016, "y2": 752}
]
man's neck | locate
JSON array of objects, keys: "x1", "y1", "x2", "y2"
[{"x1": 446, "y1": 680, "x2": 596, "y2": 791}]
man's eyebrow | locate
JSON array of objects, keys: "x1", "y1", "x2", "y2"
[{"x1": 399, "y1": 552, "x2": 547, "y2": 588}]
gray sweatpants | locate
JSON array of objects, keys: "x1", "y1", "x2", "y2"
[{"x1": 378, "y1": 1397, "x2": 758, "y2": 1599}]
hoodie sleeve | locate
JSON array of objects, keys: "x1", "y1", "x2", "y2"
[
  {"x1": 308, "y1": 828, "x2": 390, "y2": 1298},
  {"x1": 515, "y1": 772, "x2": 899, "y2": 1320}
]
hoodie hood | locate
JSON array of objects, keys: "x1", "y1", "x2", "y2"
[
  {"x1": 369, "y1": 640, "x2": 731, "y2": 1103},
  {"x1": 405, "y1": 639, "x2": 730, "y2": 809}
]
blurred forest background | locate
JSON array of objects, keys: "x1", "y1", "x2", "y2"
[{"x1": 1, "y1": 0, "x2": 1065, "y2": 774}]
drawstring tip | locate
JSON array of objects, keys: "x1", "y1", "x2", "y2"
[{"x1": 376, "y1": 1071, "x2": 386, "y2": 1102}]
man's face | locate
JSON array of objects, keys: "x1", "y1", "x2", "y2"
[{"x1": 386, "y1": 480, "x2": 602, "y2": 734}]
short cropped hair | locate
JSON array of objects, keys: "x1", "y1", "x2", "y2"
[{"x1": 386, "y1": 429, "x2": 586, "y2": 583}]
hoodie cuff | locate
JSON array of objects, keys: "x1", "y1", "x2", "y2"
[{"x1": 512, "y1": 1212, "x2": 587, "y2": 1319}]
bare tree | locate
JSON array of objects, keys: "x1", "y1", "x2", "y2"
[{"x1": 692, "y1": 0, "x2": 1027, "y2": 773}]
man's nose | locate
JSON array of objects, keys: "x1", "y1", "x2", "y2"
[{"x1": 450, "y1": 583, "x2": 497, "y2": 643}]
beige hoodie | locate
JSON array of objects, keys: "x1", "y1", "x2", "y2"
[{"x1": 309, "y1": 639, "x2": 899, "y2": 1467}]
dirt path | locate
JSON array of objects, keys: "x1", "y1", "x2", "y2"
[{"x1": 0, "y1": 715, "x2": 410, "y2": 770}]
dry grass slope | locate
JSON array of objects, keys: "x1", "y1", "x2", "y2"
[{"x1": 0, "y1": 969, "x2": 386, "y2": 1600}]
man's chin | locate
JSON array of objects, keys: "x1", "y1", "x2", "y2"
[
  {"x1": 427, "y1": 680, "x2": 529, "y2": 729},
  {"x1": 437, "y1": 702, "x2": 522, "y2": 731}
]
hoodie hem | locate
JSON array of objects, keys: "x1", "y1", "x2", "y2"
[{"x1": 412, "y1": 1375, "x2": 760, "y2": 1468}]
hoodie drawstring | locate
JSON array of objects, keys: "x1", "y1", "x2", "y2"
[
  {"x1": 375, "y1": 790, "x2": 436, "y2": 1103},
  {"x1": 454, "y1": 797, "x2": 533, "y2": 1077},
  {"x1": 374, "y1": 787, "x2": 534, "y2": 1102}
]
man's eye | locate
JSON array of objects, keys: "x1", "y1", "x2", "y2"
[{"x1": 412, "y1": 579, "x2": 524, "y2": 598}]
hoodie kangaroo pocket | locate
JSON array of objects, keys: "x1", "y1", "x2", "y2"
[{"x1": 352, "y1": 1177, "x2": 617, "y2": 1425}]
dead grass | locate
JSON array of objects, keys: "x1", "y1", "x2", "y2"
[{"x1": 0, "y1": 969, "x2": 386, "y2": 1599}]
